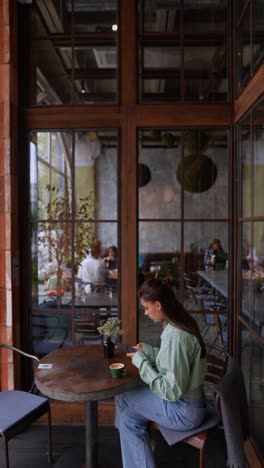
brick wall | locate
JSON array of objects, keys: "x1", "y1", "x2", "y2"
[{"x1": 0, "y1": 0, "x2": 20, "y2": 390}]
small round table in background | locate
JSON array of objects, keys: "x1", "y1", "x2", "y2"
[{"x1": 35, "y1": 344, "x2": 139, "y2": 468}]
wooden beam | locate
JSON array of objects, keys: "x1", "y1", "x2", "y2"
[
  {"x1": 235, "y1": 63, "x2": 264, "y2": 123},
  {"x1": 134, "y1": 103, "x2": 233, "y2": 126}
]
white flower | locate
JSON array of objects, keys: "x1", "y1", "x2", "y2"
[{"x1": 97, "y1": 317, "x2": 123, "y2": 338}]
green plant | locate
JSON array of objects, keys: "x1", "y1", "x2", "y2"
[
  {"x1": 162, "y1": 132, "x2": 175, "y2": 148},
  {"x1": 176, "y1": 153, "x2": 217, "y2": 193},
  {"x1": 38, "y1": 185, "x2": 96, "y2": 302},
  {"x1": 97, "y1": 317, "x2": 123, "y2": 338},
  {"x1": 149, "y1": 129, "x2": 161, "y2": 141},
  {"x1": 176, "y1": 130, "x2": 217, "y2": 193},
  {"x1": 184, "y1": 130, "x2": 209, "y2": 154},
  {"x1": 38, "y1": 185, "x2": 71, "y2": 301},
  {"x1": 75, "y1": 193, "x2": 96, "y2": 267}
]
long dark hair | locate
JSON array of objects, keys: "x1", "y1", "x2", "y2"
[
  {"x1": 209, "y1": 238, "x2": 224, "y2": 253},
  {"x1": 138, "y1": 278, "x2": 206, "y2": 358}
]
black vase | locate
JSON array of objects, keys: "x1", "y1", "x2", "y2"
[{"x1": 103, "y1": 337, "x2": 115, "y2": 358}]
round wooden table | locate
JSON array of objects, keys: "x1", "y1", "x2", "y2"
[{"x1": 35, "y1": 344, "x2": 139, "y2": 468}]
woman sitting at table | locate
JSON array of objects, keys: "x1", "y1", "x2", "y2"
[
  {"x1": 104, "y1": 245, "x2": 118, "y2": 282},
  {"x1": 115, "y1": 278, "x2": 207, "y2": 468},
  {"x1": 204, "y1": 238, "x2": 227, "y2": 269}
]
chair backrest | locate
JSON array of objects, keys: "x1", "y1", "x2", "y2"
[
  {"x1": 205, "y1": 346, "x2": 249, "y2": 466},
  {"x1": 204, "y1": 344, "x2": 229, "y2": 402},
  {"x1": 214, "y1": 356, "x2": 250, "y2": 467},
  {"x1": 0, "y1": 344, "x2": 39, "y2": 393}
]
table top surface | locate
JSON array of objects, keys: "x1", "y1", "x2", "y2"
[
  {"x1": 197, "y1": 270, "x2": 228, "y2": 297},
  {"x1": 72, "y1": 293, "x2": 118, "y2": 309},
  {"x1": 197, "y1": 269, "x2": 264, "y2": 326},
  {"x1": 35, "y1": 344, "x2": 139, "y2": 402},
  {"x1": 37, "y1": 292, "x2": 118, "y2": 310}
]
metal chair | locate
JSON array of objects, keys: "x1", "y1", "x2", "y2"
[
  {"x1": 32, "y1": 313, "x2": 69, "y2": 357},
  {"x1": 0, "y1": 344, "x2": 52, "y2": 468},
  {"x1": 151, "y1": 344, "x2": 249, "y2": 468},
  {"x1": 195, "y1": 293, "x2": 228, "y2": 344}
]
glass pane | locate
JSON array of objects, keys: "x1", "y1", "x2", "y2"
[
  {"x1": 252, "y1": 222, "x2": 264, "y2": 335},
  {"x1": 75, "y1": 78, "x2": 117, "y2": 103},
  {"x1": 75, "y1": 222, "x2": 118, "y2": 293},
  {"x1": 138, "y1": 129, "x2": 181, "y2": 219},
  {"x1": 237, "y1": 1, "x2": 248, "y2": 19},
  {"x1": 241, "y1": 325, "x2": 264, "y2": 459},
  {"x1": 183, "y1": 129, "x2": 229, "y2": 218},
  {"x1": 143, "y1": 46, "x2": 180, "y2": 69},
  {"x1": 30, "y1": 128, "x2": 119, "y2": 350},
  {"x1": 237, "y1": 8, "x2": 251, "y2": 92},
  {"x1": 238, "y1": 100, "x2": 264, "y2": 461},
  {"x1": 32, "y1": 219, "x2": 118, "y2": 311},
  {"x1": 184, "y1": 221, "x2": 229, "y2": 272},
  {"x1": 143, "y1": 0, "x2": 180, "y2": 32},
  {"x1": 239, "y1": 322, "x2": 251, "y2": 398},
  {"x1": 253, "y1": 102, "x2": 264, "y2": 217},
  {"x1": 250, "y1": 336, "x2": 264, "y2": 458},
  {"x1": 253, "y1": 1, "x2": 264, "y2": 71},
  {"x1": 241, "y1": 222, "x2": 253, "y2": 324},
  {"x1": 140, "y1": 44, "x2": 181, "y2": 101},
  {"x1": 184, "y1": 0, "x2": 229, "y2": 102},
  {"x1": 142, "y1": 78, "x2": 180, "y2": 101},
  {"x1": 30, "y1": 39, "x2": 73, "y2": 105},
  {"x1": 138, "y1": 221, "x2": 180, "y2": 344},
  {"x1": 32, "y1": 311, "x2": 72, "y2": 358},
  {"x1": 32, "y1": 0, "x2": 72, "y2": 36},
  {"x1": 32, "y1": 221, "x2": 73, "y2": 309},
  {"x1": 73, "y1": 43, "x2": 117, "y2": 103},
  {"x1": 240, "y1": 114, "x2": 251, "y2": 218},
  {"x1": 28, "y1": 2, "x2": 119, "y2": 105},
  {"x1": 139, "y1": 1, "x2": 229, "y2": 102},
  {"x1": 74, "y1": 221, "x2": 118, "y2": 345},
  {"x1": 75, "y1": 130, "x2": 118, "y2": 221},
  {"x1": 30, "y1": 131, "x2": 72, "y2": 221},
  {"x1": 32, "y1": 1, "x2": 119, "y2": 36},
  {"x1": 73, "y1": 0, "x2": 118, "y2": 33},
  {"x1": 184, "y1": 221, "x2": 229, "y2": 348}
]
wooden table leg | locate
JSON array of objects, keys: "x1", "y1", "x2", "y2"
[{"x1": 85, "y1": 401, "x2": 98, "y2": 468}]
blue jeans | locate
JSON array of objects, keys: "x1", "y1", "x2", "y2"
[{"x1": 115, "y1": 384, "x2": 206, "y2": 468}]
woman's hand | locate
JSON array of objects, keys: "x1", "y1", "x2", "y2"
[{"x1": 126, "y1": 343, "x2": 143, "y2": 359}]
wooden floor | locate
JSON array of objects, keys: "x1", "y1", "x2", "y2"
[{"x1": 1, "y1": 424, "x2": 228, "y2": 468}]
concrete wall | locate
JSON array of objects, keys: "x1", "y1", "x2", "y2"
[{"x1": 138, "y1": 142, "x2": 229, "y2": 254}]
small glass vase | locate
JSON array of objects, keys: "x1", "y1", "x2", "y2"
[{"x1": 103, "y1": 337, "x2": 115, "y2": 358}]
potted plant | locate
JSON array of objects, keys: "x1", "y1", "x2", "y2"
[{"x1": 97, "y1": 317, "x2": 123, "y2": 357}]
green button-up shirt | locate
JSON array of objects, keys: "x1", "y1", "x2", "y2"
[{"x1": 132, "y1": 323, "x2": 207, "y2": 401}]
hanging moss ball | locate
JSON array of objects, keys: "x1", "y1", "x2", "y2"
[
  {"x1": 149, "y1": 129, "x2": 161, "y2": 141},
  {"x1": 162, "y1": 133, "x2": 175, "y2": 148},
  {"x1": 176, "y1": 153, "x2": 217, "y2": 193},
  {"x1": 138, "y1": 164, "x2": 151, "y2": 187},
  {"x1": 184, "y1": 130, "x2": 210, "y2": 154}
]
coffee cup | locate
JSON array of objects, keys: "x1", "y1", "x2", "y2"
[{"x1": 109, "y1": 363, "x2": 127, "y2": 378}]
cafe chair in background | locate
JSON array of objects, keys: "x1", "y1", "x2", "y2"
[
  {"x1": 195, "y1": 292, "x2": 228, "y2": 345},
  {"x1": 183, "y1": 276, "x2": 227, "y2": 343},
  {"x1": 151, "y1": 344, "x2": 250, "y2": 468},
  {"x1": 0, "y1": 344, "x2": 52, "y2": 468},
  {"x1": 32, "y1": 313, "x2": 69, "y2": 358},
  {"x1": 75, "y1": 311, "x2": 101, "y2": 343}
]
